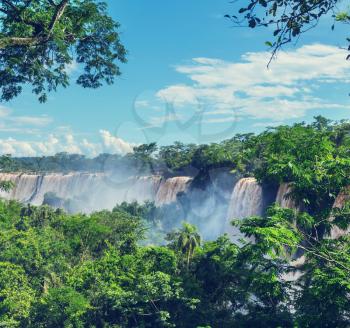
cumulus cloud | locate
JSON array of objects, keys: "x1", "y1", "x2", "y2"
[
  {"x1": 1, "y1": 43, "x2": 348, "y2": 156},
  {"x1": 0, "y1": 98, "x2": 134, "y2": 157},
  {"x1": 81, "y1": 139, "x2": 101, "y2": 157},
  {"x1": 99, "y1": 130, "x2": 134, "y2": 154},
  {"x1": 155, "y1": 43, "x2": 350, "y2": 122},
  {"x1": 0, "y1": 106, "x2": 11, "y2": 117},
  {"x1": 0, "y1": 138, "x2": 37, "y2": 157},
  {"x1": 0, "y1": 131, "x2": 134, "y2": 157}
]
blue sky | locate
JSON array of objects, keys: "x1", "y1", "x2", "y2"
[{"x1": 0, "y1": 0, "x2": 350, "y2": 156}]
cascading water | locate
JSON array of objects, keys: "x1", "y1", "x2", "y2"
[
  {"x1": 276, "y1": 183, "x2": 298, "y2": 210},
  {"x1": 0, "y1": 172, "x2": 163, "y2": 212},
  {"x1": 124, "y1": 176, "x2": 162, "y2": 204},
  {"x1": 226, "y1": 177, "x2": 264, "y2": 240},
  {"x1": 0, "y1": 172, "x2": 296, "y2": 242},
  {"x1": 31, "y1": 173, "x2": 101, "y2": 205},
  {"x1": 329, "y1": 187, "x2": 350, "y2": 239},
  {"x1": 87, "y1": 175, "x2": 163, "y2": 212},
  {"x1": 227, "y1": 177, "x2": 264, "y2": 220},
  {"x1": 155, "y1": 177, "x2": 192, "y2": 206},
  {"x1": 0, "y1": 173, "x2": 24, "y2": 200}
]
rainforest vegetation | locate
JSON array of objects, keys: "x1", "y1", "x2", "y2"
[
  {"x1": 0, "y1": 117, "x2": 350, "y2": 327},
  {"x1": 0, "y1": 138, "x2": 241, "y2": 177},
  {"x1": 0, "y1": 0, "x2": 349, "y2": 326}
]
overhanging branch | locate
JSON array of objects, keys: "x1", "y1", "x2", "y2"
[
  {"x1": 48, "y1": 0, "x2": 69, "y2": 34},
  {"x1": 0, "y1": 36, "x2": 46, "y2": 48}
]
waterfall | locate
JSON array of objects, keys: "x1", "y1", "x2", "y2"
[
  {"x1": 227, "y1": 177, "x2": 264, "y2": 221},
  {"x1": 0, "y1": 172, "x2": 163, "y2": 212},
  {"x1": 87, "y1": 175, "x2": 162, "y2": 212},
  {"x1": 329, "y1": 187, "x2": 350, "y2": 239},
  {"x1": 276, "y1": 183, "x2": 298, "y2": 210},
  {"x1": 226, "y1": 177, "x2": 264, "y2": 240},
  {"x1": 124, "y1": 176, "x2": 162, "y2": 204},
  {"x1": 0, "y1": 173, "x2": 21, "y2": 200},
  {"x1": 155, "y1": 177, "x2": 192, "y2": 206},
  {"x1": 14, "y1": 174, "x2": 43, "y2": 202}
]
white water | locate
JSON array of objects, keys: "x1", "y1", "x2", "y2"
[
  {"x1": 155, "y1": 177, "x2": 192, "y2": 206},
  {"x1": 0, "y1": 173, "x2": 163, "y2": 212},
  {"x1": 227, "y1": 177, "x2": 264, "y2": 221},
  {"x1": 226, "y1": 177, "x2": 264, "y2": 240},
  {"x1": 276, "y1": 183, "x2": 298, "y2": 210},
  {"x1": 3, "y1": 172, "x2": 332, "y2": 242},
  {"x1": 329, "y1": 187, "x2": 350, "y2": 239},
  {"x1": 0, "y1": 173, "x2": 191, "y2": 213}
]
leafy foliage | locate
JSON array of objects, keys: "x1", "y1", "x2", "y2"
[
  {"x1": 227, "y1": 0, "x2": 348, "y2": 64},
  {"x1": 0, "y1": 117, "x2": 350, "y2": 326},
  {"x1": 0, "y1": 0, "x2": 126, "y2": 102},
  {"x1": 235, "y1": 118, "x2": 350, "y2": 238}
]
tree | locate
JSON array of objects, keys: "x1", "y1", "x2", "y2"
[
  {"x1": 0, "y1": 0, "x2": 126, "y2": 102},
  {"x1": 0, "y1": 154, "x2": 15, "y2": 192},
  {"x1": 235, "y1": 120, "x2": 350, "y2": 238},
  {"x1": 130, "y1": 143, "x2": 158, "y2": 173},
  {"x1": 234, "y1": 204, "x2": 350, "y2": 327},
  {"x1": 0, "y1": 180, "x2": 14, "y2": 192},
  {"x1": 69, "y1": 246, "x2": 191, "y2": 327},
  {"x1": 227, "y1": 0, "x2": 348, "y2": 65},
  {"x1": 133, "y1": 143, "x2": 158, "y2": 159},
  {"x1": 295, "y1": 237, "x2": 350, "y2": 327},
  {"x1": 32, "y1": 287, "x2": 90, "y2": 328},
  {"x1": 158, "y1": 142, "x2": 198, "y2": 172},
  {"x1": 0, "y1": 262, "x2": 35, "y2": 327},
  {"x1": 167, "y1": 223, "x2": 201, "y2": 270},
  {"x1": 113, "y1": 200, "x2": 159, "y2": 225},
  {"x1": 312, "y1": 115, "x2": 333, "y2": 131}
]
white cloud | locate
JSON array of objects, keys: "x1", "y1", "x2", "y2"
[
  {"x1": 144, "y1": 113, "x2": 185, "y2": 129},
  {"x1": 99, "y1": 130, "x2": 134, "y2": 154},
  {"x1": 0, "y1": 105, "x2": 53, "y2": 132},
  {"x1": 252, "y1": 121, "x2": 284, "y2": 128},
  {"x1": 8, "y1": 115, "x2": 53, "y2": 127},
  {"x1": 155, "y1": 44, "x2": 350, "y2": 122},
  {"x1": 81, "y1": 138, "x2": 101, "y2": 157},
  {"x1": 0, "y1": 131, "x2": 134, "y2": 157},
  {"x1": 157, "y1": 85, "x2": 198, "y2": 107},
  {"x1": 0, "y1": 138, "x2": 37, "y2": 156},
  {"x1": 65, "y1": 60, "x2": 78, "y2": 75}
]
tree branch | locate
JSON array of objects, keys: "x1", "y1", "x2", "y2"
[
  {"x1": 2, "y1": 0, "x2": 20, "y2": 13},
  {"x1": 0, "y1": 36, "x2": 47, "y2": 48},
  {"x1": 48, "y1": 0, "x2": 69, "y2": 34},
  {"x1": 47, "y1": 0, "x2": 58, "y2": 6}
]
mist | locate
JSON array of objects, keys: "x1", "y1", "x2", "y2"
[{"x1": 0, "y1": 160, "x2": 298, "y2": 241}]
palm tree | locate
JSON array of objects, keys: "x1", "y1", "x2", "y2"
[{"x1": 176, "y1": 223, "x2": 201, "y2": 270}]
